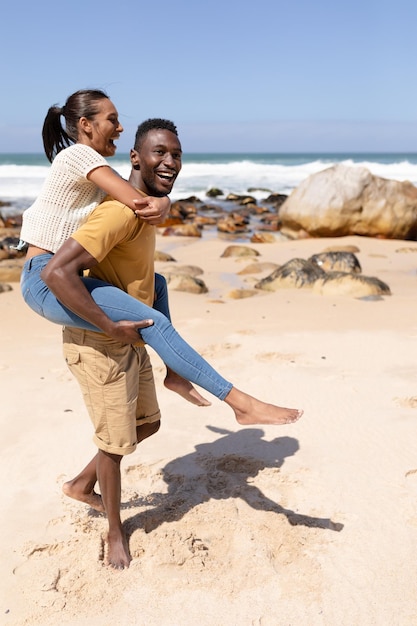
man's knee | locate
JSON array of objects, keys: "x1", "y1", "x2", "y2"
[
  {"x1": 98, "y1": 449, "x2": 123, "y2": 464},
  {"x1": 136, "y1": 419, "x2": 160, "y2": 443}
]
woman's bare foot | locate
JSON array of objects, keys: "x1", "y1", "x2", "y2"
[
  {"x1": 224, "y1": 387, "x2": 303, "y2": 425},
  {"x1": 164, "y1": 370, "x2": 211, "y2": 407},
  {"x1": 62, "y1": 481, "x2": 105, "y2": 513},
  {"x1": 105, "y1": 529, "x2": 132, "y2": 570}
]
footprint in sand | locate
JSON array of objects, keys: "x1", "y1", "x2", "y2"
[
  {"x1": 404, "y1": 470, "x2": 417, "y2": 526},
  {"x1": 200, "y1": 342, "x2": 241, "y2": 358},
  {"x1": 404, "y1": 469, "x2": 417, "y2": 498},
  {"x1": 394, "y1": 396, "x2": 417, "y2": 409},
  {"x1": 255, "y1": 351, "x2": 300, "y2": 363}
]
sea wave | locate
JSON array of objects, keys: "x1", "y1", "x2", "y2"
[{"x1": 2, "y1": 154, "x2": 417, "y2": 213}]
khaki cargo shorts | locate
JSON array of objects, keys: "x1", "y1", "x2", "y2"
[{"x1": 63, "y1": 327, "x2": 161, "y2": 456}]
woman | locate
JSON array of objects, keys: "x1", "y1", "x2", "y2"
[
  {"x1": 20, "y1": 88, "x2": 210, "y2": 406},
  {"x1": 20, "y1": 89, "x2": 302, "y2": 426}
]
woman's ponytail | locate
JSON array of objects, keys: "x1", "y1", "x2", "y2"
[{"x1": 42, "y1": 105, "x2": 71, "y2": 163}]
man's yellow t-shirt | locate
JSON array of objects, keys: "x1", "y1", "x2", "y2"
[{"x1": 70, "y1": 194, "x2": 155, "y2": 309}]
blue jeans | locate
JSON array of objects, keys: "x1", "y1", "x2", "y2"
[{"x1": 20, "y1": 254, "x2": 233, "y2": 400}]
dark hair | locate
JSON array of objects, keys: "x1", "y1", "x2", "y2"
[
  {"x1": 42, "y1": 89, "x2": 109, "y2": 162},
  {"x1": 133, "y1": 118, "x2": 178, "y2": 151}
]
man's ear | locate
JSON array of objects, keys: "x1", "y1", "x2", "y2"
[{"x1": 130, "y1": 148, "x2": 140, "y2": 169}]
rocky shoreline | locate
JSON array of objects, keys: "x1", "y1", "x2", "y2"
[{"x1": 2, "y1": 162, "x2": 417, "y2": 295}]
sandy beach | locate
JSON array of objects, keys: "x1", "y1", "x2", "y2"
[{"x1": 1, "y1": 233, "x2": 417, "y2": 625}]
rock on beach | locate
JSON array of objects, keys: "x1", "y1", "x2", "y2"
[{"x1": 279, "y1": 163, "x2": 417, "y2": 239}]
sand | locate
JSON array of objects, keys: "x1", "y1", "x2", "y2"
[{"x1": 1, "y1": 234, "x2": 417, "y2": 626}]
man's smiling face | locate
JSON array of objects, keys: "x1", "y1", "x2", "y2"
[{"x1": 130, "y1": 129, "x2": 182, "y2": 197}]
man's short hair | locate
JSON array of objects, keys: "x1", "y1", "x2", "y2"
[{"x1": 134, "y1": 118, "x2": 178, "y2": 151}]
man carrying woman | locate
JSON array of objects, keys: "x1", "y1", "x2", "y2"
[{"x1": 19, "y1": 90, "x2": 302, "y2": 569}]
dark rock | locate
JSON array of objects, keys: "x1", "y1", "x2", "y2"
[
  {"x1": 313, "y1": 272, "x2": 391, "y2": 297},
  {"x1": 255, "y1": 258, "x2": 326, "y2": 291},
  {"x1": 309, "y1": 251, "x2": 362, "y2": 274},
  {"x1": 206, "y1": 188, "x2": 224, "y2": 198}
]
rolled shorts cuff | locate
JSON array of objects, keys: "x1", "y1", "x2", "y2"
[
  {"x1": 136, "y1": 409, "x2": 161, "y2": 427},
  {"x1": 92, "y1": 436, "x2": 138, "y2": 456},
  {"x1": 93, "y1": 409, "x2": 161, "y2": 456}
]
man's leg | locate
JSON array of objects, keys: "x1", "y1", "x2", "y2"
[
  {"x1": 62, "y1": 341, "x2": 162, "y2": 517},
  {"x1": 136, "y1": 420, "x2": 160, "y2": 443},
  {"x1": 63, "y1": 422, "x2": 161, "y2": 511},
  {"x1": 98, "y1": 422, "x2": 160, "y2": 569},
  {"x1": 61, "y1": 337, "x2": 165, "y2": 571},
  {"x1": 63, "y1": 450, "x2": 128, "y2": 569},
  {"x1": 96, "y1": 449, "x2": 131, "y2": 569},
  {"x1": 62, "y1": 454, "x2": 103, "y2": 511},
  {"x1": 61, "y1": 330, "x2": 145, "y2": 549}
]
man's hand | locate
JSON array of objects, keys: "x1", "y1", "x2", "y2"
[
  {"x1": 105, "y1": 319, "x2": 154, "y2": 345},
  {"x1": 133, "y1": 196, "x2": 170, "y2": 225}
]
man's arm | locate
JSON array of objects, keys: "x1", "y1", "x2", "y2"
[{"x1": 41, "y1": 238, "x2": 153, "y2": 344}]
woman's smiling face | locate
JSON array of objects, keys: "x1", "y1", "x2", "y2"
[{"x1": 81, "y1": 98, "x2": 123, "y2": 157}]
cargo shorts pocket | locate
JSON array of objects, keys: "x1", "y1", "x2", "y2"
[{"x1": 63, "y1": 346, "x2": 82, "y2": 368}]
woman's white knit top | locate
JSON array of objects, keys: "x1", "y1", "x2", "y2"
[{"x1": 20, "y1": 144, "x2": 108, "y2": 253}]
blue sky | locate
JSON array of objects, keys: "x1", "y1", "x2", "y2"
[{"x1": 2, "y1": 0, "x2": 417, "y2": 153}]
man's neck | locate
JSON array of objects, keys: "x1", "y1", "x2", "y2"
[{"x1": 128, "y1": 169, "x2": 147, "y2": 194}]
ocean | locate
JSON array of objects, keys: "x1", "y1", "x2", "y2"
[{"x1": 1, "y1": 152, "x2": 417, "y2": 216}]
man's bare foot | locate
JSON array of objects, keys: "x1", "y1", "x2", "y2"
[
  {"x1": 62, "y1": 481, "x2": 105, "y2": 513},
  {"x1": 105, "y1": 529, "x2": 131, "y2": 570},
  {"x1": 224, "y1": 387, "x2": 303, "y2": 425},
  {"x1": 164, "y1": 370, "x2": 211, "y2": 407}
]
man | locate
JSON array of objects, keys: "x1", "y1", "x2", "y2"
[
  {"x1": 42, "y1": 119, "x2": 302, "y2": 569},
  {"x1": 42, "y1": 119, "x2": 185, "y2": 569}
]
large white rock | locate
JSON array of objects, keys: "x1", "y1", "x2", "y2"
[{"x1": 279, "y1": 164, "x2": 417, "y2": 239}]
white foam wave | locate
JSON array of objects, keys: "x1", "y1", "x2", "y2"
[
  {"x1": 2, "y1": 157, "x2": 417, "y2": 209},
  {"x1": 171, "y1": 159, "x2": 417, "y2": 200},
  {"x1": 338, "y1": 159, "x2": 417, "y2": 182}
]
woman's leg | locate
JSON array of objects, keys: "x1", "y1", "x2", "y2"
[
  {"x1": 21, "y1": 255, "x2": 232, "y2": 398},
  {"x1": 92, "y1": 283, "x2": 233, "y2": 400},
  {"x1": 153, "y1": 273, "x2": 210, "y2": 406},
  {"x1": 21, "y1": 256, "x2": 303, "y2": 423},
  {"x1": 81, "y1": 291, "x2": 302, "y2": 424}
]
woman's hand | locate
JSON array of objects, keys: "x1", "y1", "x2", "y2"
[{"x1": 133, "y1": 196, "x2": 171, "y2": 224}]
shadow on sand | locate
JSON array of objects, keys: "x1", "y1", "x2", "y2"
[{"x1": 116, "y1": 427, "x2": 343, "y2": 539}]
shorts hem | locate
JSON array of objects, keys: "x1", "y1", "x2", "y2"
[
  {"x1": 136, "y1": 410, "x2": 161, "y2": 426},
  {"x1": 93, "y1": 436, "x2": 137, "y2": 456}
]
